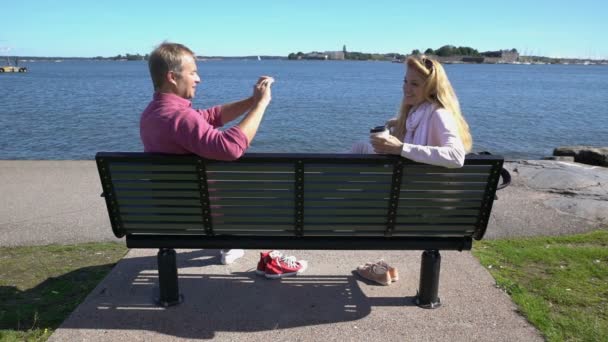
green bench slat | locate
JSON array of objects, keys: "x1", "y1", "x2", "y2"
[
  {"x1": 397, "y1": 208, "x2": 480, "y2": 215},
  {"x1": 113, "y1": 181, "x2": 200, "y2": 190},
  {"x1": 402, "y1": 165, "x2": 492, "y2": 173},
  {"x1": 304, "y1": 200, "x2": 388, "y2": 208},
  {"x1": 391, "y1": 231, "x2": 475, "y2": 237},
  {"x1": 305, "y1": 165, "x2": 393, "y2": 173},
  {"x1": 305, "y1": 208, "x2": 387, "y2": 215},
  {"x1": 211, "y1": 198, "x2": 294, "y2": 206},
  {"x1": 110, "y1": 173, "x2": 199, "y2": 181},
  {"x1": 120, "y1": 212, "x2": 479, "y2": 223},
  {"x1": 301, "y1": 231, "x2": 386, "y2": 236},
  {"x1": 401, "y1": 182, "x2": 488, "y2": 191},
  {"x1": 396, "y1": 216, "x2": 478, "y2": 224},
  {"x1": 120, "y1": 206, "x2": 202, "y2": 214},
  {"x1": 118, "y1": 199, "x2": 202, "y2": 206},
  {"x1": 305, "y1": 175, "x2": 390, "y2": 182},
  {"x1": 213, "y1": 224, "x2": 293, "y2": 230},
  {"x1": 206, "y1": 165, "x2": 294, "y2": 172},
  {"x1": 122, "y1": 215, "x2": 203, "y2": 223},
  {"x1": 304, "y1": 192, "x2": 389, "y2": 200},
  {"x1": 115, "y1": 190, "x2": 201, "y2": 197},
  {"x1": 213, "y1": 230, "x2": 296, "y2": 236},
  {"x1": 207, "y1": 182, "x2": 294, "y2": 190},
  {"x1": 210, "y1": 195, "x2": 293, "y2": 201},
  {"x1": 208, "y1": 190, "x2": 293, "y2": 197},
  {"x1": 110, "y1": 164, "x2": 197, "y2": 172},
  {"x1": 124, "y1": 223, "x2": 204, "y2": 229},
  {"x1": 122, "y1": 229, "x2": 207, "y2": 235},
  {"x1": 214, "y1": 216, "x2": 295, "y2": 223},
  {"x1": 304, "y1": 183, "x2": 391, "y2": 191},
  {"x1": 398, "y1": 199, "x2": 483, "y2": 206},
  {"x1": 399, "y1": 190, "x2": 485, "y2": 199},
  {"x1": 402, "y1": 174, "x2": 490, "y2": 182},
  {"x1": 211, "y1": 207, "x2": 293, "y2": 215},
  {"x1": 303, "y1": 216, "x2": 385, "y2": 224},
  {"x1": 207, "y1": 174, "x2": 293, "y2": 181}
]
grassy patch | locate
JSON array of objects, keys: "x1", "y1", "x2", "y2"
[
  {"x1": 0, "y1": 242, "x2": 128, "y2": 341},
  {"x1": 473, "y1": 230, "x2": 608, "y2": 342}
]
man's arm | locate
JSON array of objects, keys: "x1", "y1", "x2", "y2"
[
  {"x1": 236, "y1": 76, "x2": 274, "y2": 143},
  {"x1": 219, "y1": 97, "x2": 255, "y2": 124}
]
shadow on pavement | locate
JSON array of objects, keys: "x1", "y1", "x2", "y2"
[
  {"x1": 0, "y1": 264, "x2": 116, "y2": 331},
  {"x1": 57, "y1": 249, "x2": 417, "y2": 339}
]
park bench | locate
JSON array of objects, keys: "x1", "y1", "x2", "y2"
[{"x1": 96, "y1": 152, "x2": 509, "y2": 308}]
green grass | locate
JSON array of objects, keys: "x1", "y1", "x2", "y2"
[
  {"x1": 0, "y1": 242, "x2": 128, "y2": 342},
  {"x1": 473, "y1": 230, "x2": 608, "y2": 342}
]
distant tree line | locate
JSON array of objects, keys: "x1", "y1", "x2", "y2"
[
  {"x1": 92, "y1": 53, "x2": 149, "y2": 61},
  {"x1": 287, "y1": 52, "x2": 305, "y2": 60},
  {"x1": 288, "y1": 45, "x2": 521, "y2": 61},
  {"x1": 287, "y1": 48, "x2": 406, "y2": 61},
  {"x1": 116, "y1": 53, "x2": 148, "y2": 61},
  {"x1": 410, "y1": 45, "x2": 519, "y2": 57}
]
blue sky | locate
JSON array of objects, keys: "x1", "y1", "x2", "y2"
[{"x1": 1, "y1": 0, "x2": 606, "y2": 58}]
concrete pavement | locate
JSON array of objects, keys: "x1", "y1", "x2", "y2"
[{"x1": 0, "y1": 161, "x2": 116, "y2": 247}]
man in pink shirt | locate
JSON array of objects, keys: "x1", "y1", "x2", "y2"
[{"x1": 140, "y1": 42, "x2": 274, "y2": 264}]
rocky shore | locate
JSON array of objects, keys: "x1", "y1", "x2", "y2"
[
  {"x1": 552, "y1": 146, "x2": 608, "y2": 167},
  {"x1": 486, "y1": 159, "x2": 607, "y2": 239}
]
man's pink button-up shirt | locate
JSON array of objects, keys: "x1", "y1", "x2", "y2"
[{"x1": 140, "y1": 92, "x2": 249, "y2": 161}]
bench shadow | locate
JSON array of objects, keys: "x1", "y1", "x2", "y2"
[{"x1": 58, "y1": 249, "x2": 417, "y2": 339}]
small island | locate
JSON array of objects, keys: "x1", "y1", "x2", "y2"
[{"x1": 287, "y1": 45, "x2": 608, "y2": 65}]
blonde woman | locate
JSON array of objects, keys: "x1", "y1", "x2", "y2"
[
  {"x1": 353, "y1": 56, "x2": 472, "y2": 169},
  {"x1": 354, "y1": 56, "x2": 473, "y2": 285}
]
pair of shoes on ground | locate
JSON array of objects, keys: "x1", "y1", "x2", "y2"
[
  {"x1": 256, "y1": 250, "x2": 308, "y2": 279},
  {"x1": 220, "y1": 249, "x2": 245, "y2": 265},
  {"x1": 356, "y1": 260, "x2": 399, "y2": 286}
]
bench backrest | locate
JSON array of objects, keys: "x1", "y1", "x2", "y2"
[{"x1": 96, "y1": 152, "x2": 503, "y2": 248}]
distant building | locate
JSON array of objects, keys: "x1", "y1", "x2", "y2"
[
  {"x1": 304, "y1": 52, "x2": 328, "y2": 60},
  {"x1": 480, "y1": 50, "x2": 520, "y2": 63},
  {"x1": 292, "y1": 50, "x2": 345, "y2": 60},
  {"x1": 325, "y1": 51, "x2": 345, "y2": 60}
]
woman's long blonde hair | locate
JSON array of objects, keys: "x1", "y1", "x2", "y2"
[{"x1": 393, "y1": 56, "x2": 472, "y2": 152}]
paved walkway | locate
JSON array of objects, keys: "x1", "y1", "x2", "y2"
[
  {"x1": 4, "y1": 160, "x2": 602, "y2": 341},
  {"x1": 48, "y1": 249, "x2": 541, "y2": 341}
]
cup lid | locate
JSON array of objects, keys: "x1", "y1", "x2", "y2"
[{"x1": 370, "y1": 125, "x2": 387, "y2": 133}]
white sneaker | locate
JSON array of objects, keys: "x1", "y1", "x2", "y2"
[{"x1": 220, "y1": 249, "x2": 245, "y2": 265}]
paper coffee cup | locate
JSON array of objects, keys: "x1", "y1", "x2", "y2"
[{"x1": 370, "y1": 125, "x2": 389, "y2": 138}]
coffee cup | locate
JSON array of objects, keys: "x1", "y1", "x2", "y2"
[{"x1": 370, "y1": 125, "x2": 389, "y2": 139}]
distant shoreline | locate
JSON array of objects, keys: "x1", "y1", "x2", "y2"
[{"x1": 8, "y1": 57, "x2": 608, "y2": 66}]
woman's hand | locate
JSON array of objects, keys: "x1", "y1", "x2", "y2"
[
  {"x1": 370, "y1": 135, "x2": 404, "y2": 155},
  {"x1": 385, "y1": 118, "x2": 398, "y2": 132}
]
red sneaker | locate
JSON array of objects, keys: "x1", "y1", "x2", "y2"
[
  {"x1": 265, "y1": 255, "x2": 308, "y2": 279},
  {"x1": 256, "y1": 250, "x2": 282, "y2": 276}
]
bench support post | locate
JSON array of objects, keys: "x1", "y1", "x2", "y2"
[
  {"x1": 416, "y1": 250, "x2": 441, "y2": 309},
  {"x1": 156, "y1": 248, "x2": 183, "y2": 307}
]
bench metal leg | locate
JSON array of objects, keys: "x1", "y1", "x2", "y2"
[
  {"x1": 156, "y1": 248, "x2": 183, "y2": 307},
  {"x1": 416, "y1": 250, "x2": 442, "y2": 309}
]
